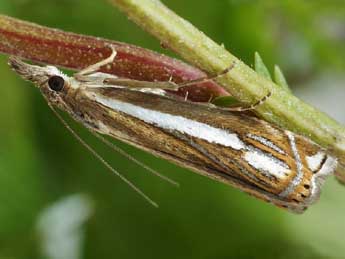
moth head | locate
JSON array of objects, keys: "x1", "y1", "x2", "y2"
[{"x1": 8, "y1": 57, "x2": 73, "y2": 106}]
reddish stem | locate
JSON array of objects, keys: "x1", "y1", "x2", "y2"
[{"x1": 0, "y1": 15, "x2": 229, "y2": 102}]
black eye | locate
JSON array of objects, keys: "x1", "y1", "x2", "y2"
[{"x1": 48, "y1": 76, "x2": 65, "y2": 92}]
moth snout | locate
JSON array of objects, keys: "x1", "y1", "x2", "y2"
[
  {"x1": 8, "y1": 57, "x2": 62, "y2": 88},
  {"x1": 8, "y1": 56, "x2": 21, "y2": 71},
  {"x1": 8, "y1": 57, "x2": 37, "y2": 82}
]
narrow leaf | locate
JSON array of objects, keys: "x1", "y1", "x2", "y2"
[
  {"x1": 212, "y1": 96, "x2": 241, "y2": 107},
  {"x1": 254, "y1": 52, "x2": 272, "y2": 80},
  {"x1": 274, "y1": 65, "x2": 291, "y2": 92}
]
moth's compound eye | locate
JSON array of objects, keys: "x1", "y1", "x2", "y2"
[{"x1": 48, "y1": 76, "x2": 65, "y2": 92}]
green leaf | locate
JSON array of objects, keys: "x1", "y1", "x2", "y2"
[
  {"x1": 212, "y1": 96, "x2": 241, "y2": 107},
  {"x1": 274, "y1": 65, "x2": 291, "y2": 92},
  {"x1": 254, "y1": 52, "x2": 272, "y2": 80}
]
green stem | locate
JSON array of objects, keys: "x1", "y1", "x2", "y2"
[{"x1": 110, "y1": 0, "x2": 345, "y2": 170}]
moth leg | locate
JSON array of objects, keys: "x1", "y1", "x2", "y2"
[
  {"x1": 75, "y1": 45, "x2": 117, "y2": 77},
  {"x1": 75, "y1": 44, "x2": 178, "y2": 90},
  {"x1": 102, "y1": 77, "x2": 180, "y2": 90},
  {"x1": 102, "y1": 61, "x2": 236, "y2": 90},
  {"x1": 220, "y1": 92, "x2": 271, "y2": 112},
  {"x1": 176, "y1": 61, "x2": 236, "y2": 87},
  {"x1": 77, "y1": 47, "x2": 236, "y2": 91},
  {"x1": 76, "y1": 46, "x2": 236, "y2": 91}
]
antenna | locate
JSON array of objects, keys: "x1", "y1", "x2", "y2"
[
  {"x1": 48, "y1": 104, "x2": 158, "y2": 208},
  {"x1": 88, "y1": 130, "x2": 179, "y2": 187}
]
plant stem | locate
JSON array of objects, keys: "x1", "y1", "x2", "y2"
[{"x1": 111, "y1": 0, "x2": 345, "y2": 168}]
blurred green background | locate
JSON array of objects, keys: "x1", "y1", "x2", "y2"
[{"x1": 0, "y1": 1, "x2": 345, "y2": 258}]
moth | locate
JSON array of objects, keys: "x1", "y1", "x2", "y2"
[{"x1": 8, "y1": 47, "x2": 337, "y2": 213}]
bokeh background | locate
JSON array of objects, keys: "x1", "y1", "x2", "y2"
[{"x1": 0, "y1": 1, "x2": 345, "y2": 258}]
